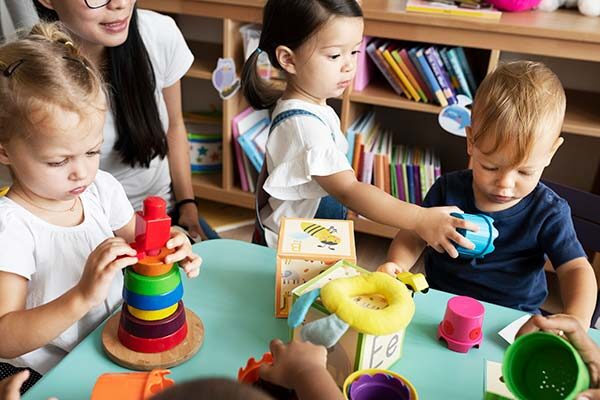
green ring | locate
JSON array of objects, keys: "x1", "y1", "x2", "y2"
[{"x1": 124, "y1": 264, "x2": 181, "y2": 296}]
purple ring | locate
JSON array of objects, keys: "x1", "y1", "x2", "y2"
[{"x1": 120, "y1": 300, "x2": 186, "y2": 339}]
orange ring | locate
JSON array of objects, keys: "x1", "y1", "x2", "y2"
[{"x1": 133, "y1": 247, "x2": 174, "y2": 276}]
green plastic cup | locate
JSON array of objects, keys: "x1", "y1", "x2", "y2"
[{"x1": 503, "y1": 332, "x2": 590, "y2": 400}]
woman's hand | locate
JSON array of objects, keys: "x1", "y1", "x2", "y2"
[{"x1": 177, "y1": 203, "x2": 207, "y2": 242}]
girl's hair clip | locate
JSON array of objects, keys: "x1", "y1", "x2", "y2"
[{"x1": 2, "y1": 59, "x2": 25, "y2": 78}]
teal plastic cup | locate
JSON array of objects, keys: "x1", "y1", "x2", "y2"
[
  {"x1": 451, "y1": 213, "x2": 498, "y2": 258},
  {"x1": 503, "y1": 332, "x2": 590, "y2": 400}
]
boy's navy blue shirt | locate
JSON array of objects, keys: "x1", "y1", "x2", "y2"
[{"x1": 423, "y1": 169, "x2": 586, "y2": 313}]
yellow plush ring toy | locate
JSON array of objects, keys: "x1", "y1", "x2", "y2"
[{"x1": 320, "y1": 272, "x2": 415, "y2": 336}]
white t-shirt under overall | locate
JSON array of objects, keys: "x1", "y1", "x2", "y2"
[
  {"x1": 99, "y1": 9, "x2": 194, "y2": 211},
  {"x1": 261, "y1": 99, "x2": 353, "y2": 248},
  {"x1": 0, "y1": 170, "x2": 133, "y2": 374}
]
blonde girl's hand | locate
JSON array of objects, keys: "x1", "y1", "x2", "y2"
[
  {"x1": 165, "y1": 228, "x2": 202, "y2": 278},
  {"x1": 414, "y1": 206, "x2": 478, "y2": 258},
  {"x1": 377, "y1": 262, "x2": 405, "y2": 277},
  {"x1": 76, "y1": 237, "x2": 138, "y2": 308},
  {"x1": 0, "y1": 370, "x2": 29, "y2": 400},
  {"x1": 177, "y1": 202, "x2": 207, "y2": 242}
]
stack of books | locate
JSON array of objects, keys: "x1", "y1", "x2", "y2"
[
  {"x1": 232, "y1": 107, "x2": 271, "y2": 192},
  {"x1": 347, "y1": 112, "x2": 441, "y2": 205},
  {"x1": 364, "y1": 39, "x2": 478, "y2": 106},
  {"x1": 405, "y1": 0, "x2": 502, "y2": 20}
]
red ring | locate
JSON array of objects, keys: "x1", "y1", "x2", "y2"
[{"x1": 118, "y1": 321, "x2": 188, "y2": 353}]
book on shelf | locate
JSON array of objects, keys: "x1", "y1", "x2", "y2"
[
  {"x1": 360, "y1": 37, "x2": 479, "y2": 106},
  {"x1": 405, "y1": 0, "x2": 502, "y2": 20},
  {"x1": 366, "y1": 40, "x2": 406, "y2": 97},
  {"x1": 424, "y1": 46, "x2": 457, "y2": 105},
  {"x1": 354, "y1": 36, "x2": 373, "y2": 92},
  {"x1": 414, "y1": 47, "x2": 448, "y2": 106},
  {"x1": 349, "y1": 112, "x2": 442, "y2": 205},
  {"x1": 232, "y1": 107, "x2": 270, "y2": 192}
]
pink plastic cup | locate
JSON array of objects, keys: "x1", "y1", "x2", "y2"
[{"x1": 437, "y1": 296, "x2": 485, "y2": 353}]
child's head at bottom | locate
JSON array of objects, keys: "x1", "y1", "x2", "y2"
[
  {"x1": 466, "y1": 60, "x2": 566, "y2": 212},
  {"x1": 150, "y1": 378, "x2": 273, "y2": 400},
  {"x1": 0, "y1": 22, "x2": 106, "y2": 204}
]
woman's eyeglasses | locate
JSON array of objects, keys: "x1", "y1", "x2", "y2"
[{"x1": 84, "y1": 0, "x2": 111, "y2": 9}]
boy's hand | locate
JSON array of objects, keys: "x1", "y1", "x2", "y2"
[
  {"x1": 165, "y1": 228, "x2": 202, "y2": 278},
  {"x1": 377, "y1": 262, "x2": 406, "y2": 277},
  {"x1": 77, "y1": 237, "x2": 138, "y2": 308},
  {"x1": 0, "y1": 370, "x2": 28, "y2": 400},
  {"x1": 259, "y1": 339, "x2": 327, "y2": 390},
  {"x1": 414, "y1": 206, "x2": 477, "y2": 258},
  {"x1": 520, "y1": 315, "x2": 600, "y2": 396}
]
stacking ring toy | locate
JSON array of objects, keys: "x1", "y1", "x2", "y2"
[
  {"x1": 120, "y1": 300, "x2": 186, "y2": 339},
  {"x1": 127, "y1": 303, "x2": 179, "y2": 321},
  {"x1": 118, "y1": 322, "x2": 188, "y2": 353},
  {"x1": 123, "y1": 282, "x2": 183, "y2": 311},
  {"x1": 125, "y1": 265, "x2": 181, "y2": 296},
  {"x1": 133, "y1": 247, "x2": 175, "y2": 276}
]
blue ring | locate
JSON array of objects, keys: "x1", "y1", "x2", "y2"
[{"x1": 123, "y1": 282, "x2": 184, "y2": 311}]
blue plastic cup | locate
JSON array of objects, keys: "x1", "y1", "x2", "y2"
[{"x1": 451, "y1": 213, "x2": 498, "y2": 258}]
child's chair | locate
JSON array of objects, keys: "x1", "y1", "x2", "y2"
[{"x1": 540, "y1": 180, "x2": 600, "y2": 328}]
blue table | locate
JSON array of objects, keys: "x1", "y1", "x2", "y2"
[{"x1": 24, "y1": 239, "x2": 600, "y2": 399}]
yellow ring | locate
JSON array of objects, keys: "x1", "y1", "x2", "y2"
[
  {"x1": 127, "y1": 303, "x2": 178, "y2": 321},
  {"x1": 320, "y1": 272, "x2": 415, "y2": 335},
  {"x1": 343, "y1": 369, "x2": 419, "y2": 400}
]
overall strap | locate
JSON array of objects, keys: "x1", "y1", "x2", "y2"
[{"x1": 254, "y1": 109, "x2": 330, "y2": 243}]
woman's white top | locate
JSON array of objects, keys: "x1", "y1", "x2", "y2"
[{"x1": 99, "y1": 9, "x2": 194, "y2": 211}]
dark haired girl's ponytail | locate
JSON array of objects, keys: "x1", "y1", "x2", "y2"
[{"x1": 240, "y1": 48, "x2": 283, "y2": 110}]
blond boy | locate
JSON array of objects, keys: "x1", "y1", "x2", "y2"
[{"x1": 379, "y1": 61, "x2": 597, "y2": 329}]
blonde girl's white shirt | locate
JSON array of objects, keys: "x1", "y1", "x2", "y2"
[
  {"x1": 0, "y1": 170, "x2": 133, "y2": 374},
  {"x1": 261, "y1": 99, "x2": 353, "y2": 248},
  {"x1": 99, "y1": 9, "x2": 194, "y2": 211}
]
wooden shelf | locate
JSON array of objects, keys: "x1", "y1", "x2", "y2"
[
  {"x1": 192, "y1": 174, "x2": 254, "y2": 209},
  {"x1": 137, "y1": 0, "x2": 600, "y2": 238},
  {"x1": 186, "y1": 41, "x2": 222, "y2": 80},
  {"x1": 563, "y1": 89, "x2": 600, "y2": 138},
  {"x1": 351, "y1": 82, "x2": 442, "y2": 114}
]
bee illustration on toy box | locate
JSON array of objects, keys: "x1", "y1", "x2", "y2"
[{"x1": 275, "y1": 218, "x2": 356, "y2": 318}]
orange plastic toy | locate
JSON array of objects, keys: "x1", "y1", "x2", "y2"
[
  {"x1": 238, "y1": 352, "x2": 273, "y2": 384},
  {"x1": 91, "y1": 369, "x2": 174, "y2": 400}
]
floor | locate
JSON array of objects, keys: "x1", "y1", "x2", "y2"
[{"x1": 218, "y1": 225, "x2": 392, "y2": 271}]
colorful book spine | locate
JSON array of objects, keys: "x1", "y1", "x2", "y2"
[
  {"x1": 237, "y1": 119, "x2": 269, "y2": 172},
  {"x1": 231, "y1": 108, "x2": 253, "y2": 191},
  {"x1": 425, "y1": 46, "x2": 456, "y2": 105},
  {"x1": 399, "y1": 49, "x2": 434, "y2": 101},
  {"x1": 354, "y1": 36, "x2": 372, "y2": 92},
  {"x1": 366, "y1": 41, "x2": 406, "y2": 97},
  {"x1": 392, "y1": 49, "x2": 428, "y2": 102},
  {"x1": 381, "y1": 45, "x2": 419, "y2": 101},
  {"x1": 446, "y1": 48, "x2": 473, "y2": 98},
  {"x1": 455, "y1": 47, "x2": 477, "y2": 94},
  {"x1": 415, "y1": 48, "x2": 448, "y2": 107},
  {"x1": 439, "y1": 48, "x2": 460, "y2": 91}
]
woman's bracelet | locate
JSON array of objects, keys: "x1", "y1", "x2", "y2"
[{"x1": 175, "y1": 198, "x2": 198, "y2": 212}]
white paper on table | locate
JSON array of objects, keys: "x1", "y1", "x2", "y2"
[
  {"x1": 498, "y1": 315, "x2": 531, "y2": 345},
  {"x1": 485, "y1": 360, "x2": 515, "y2": 399}
]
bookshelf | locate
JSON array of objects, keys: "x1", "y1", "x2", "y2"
[{"x1": 138, "y1": 0, "x2": 600, "y2": 239}]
